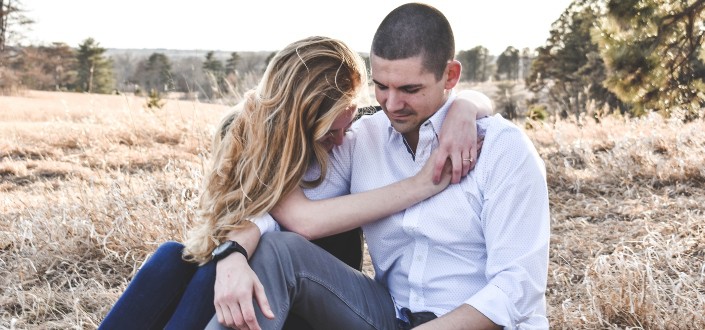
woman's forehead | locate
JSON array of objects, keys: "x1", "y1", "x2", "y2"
[{"x1": 330, "y1": 107, "x2": 356, "y2": 129}]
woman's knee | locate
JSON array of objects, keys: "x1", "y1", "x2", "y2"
[
  {"x1": 138, "y1": 241, "x2": 193, "y2": 276},
  {"x1": 152, "y1": 241, "x2": 186, "y2": 261}
]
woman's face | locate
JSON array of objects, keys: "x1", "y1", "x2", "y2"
[{"x1": 317, "y1": 105, "x2": 356, "y2": 152}]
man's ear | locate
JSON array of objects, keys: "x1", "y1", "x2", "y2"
[{"x1": 444, "y1": 60, "x2": 461, "y2": 89}]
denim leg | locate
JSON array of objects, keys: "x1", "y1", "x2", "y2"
[
  {"x1": 99, "y1": 241, "x2": 197, "y2": 330},
  {"x1": 206, "y1": 232, "x2": 397, "y2": 330},
  {"x1": 164, "y1": 260, "x2": 217, "y2": 329}
]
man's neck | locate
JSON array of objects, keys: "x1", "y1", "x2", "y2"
[{"x1": 402, "y1": 131, "x2": 419, "y2": 156}]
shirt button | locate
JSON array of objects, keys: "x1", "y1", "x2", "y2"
[{"x1": 416, "y1": 255, "x2": 424, "y2": 261}]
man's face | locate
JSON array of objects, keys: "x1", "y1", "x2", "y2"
[
  {"x1": 317, "y1": 105, "x2": 356, "y2": 152},
  {"x1": 370, "y1": 55, "x2": 449, "y2": 139}
]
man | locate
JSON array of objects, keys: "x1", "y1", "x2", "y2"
[{"x1": 209, "y1": 3, "x2": 550, "y2": 329}]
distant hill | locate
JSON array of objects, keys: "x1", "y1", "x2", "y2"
[
  {"x1": 105, "y1": 48, "x2": 273, "y2": 59},
  {"x1": 105, "y1": 48, "x2": 370, "y2": 60}
]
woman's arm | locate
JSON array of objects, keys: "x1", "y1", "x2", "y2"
[
  {"x1": 271, "y1": 153, "x2": 452, "y2": 240},
  {"x1": 434, "y1": 90, "x2": 494, "y2": 184}
]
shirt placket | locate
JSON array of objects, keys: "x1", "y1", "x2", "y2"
[
  {"x1": 404, "y1": 121, "x2": 437, "y2": 311},
  {"x1": 413, "y1": 122, "x2": 437, "y2": 164}
]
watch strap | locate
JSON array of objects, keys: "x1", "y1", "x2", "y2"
[{"x1": 212, "y1": 240, "x2": 248, "y2": 262}]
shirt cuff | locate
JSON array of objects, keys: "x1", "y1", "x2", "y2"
[
  {"x1": 251, "y1": 213, "x2": 280, "y2": 236},
  {"x1": 465, "y1": 284, "x2": 513, "y2": 329}
]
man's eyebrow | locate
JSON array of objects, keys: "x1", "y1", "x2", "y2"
[
  {"x1": 399, "y1": 83, "x2": 423, "y2": 90},
  {"x1": 371, "y1": 79, "x2": 422, "y2": 90}
]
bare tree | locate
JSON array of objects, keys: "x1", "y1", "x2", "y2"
[{"x1": 0, "y1": 0, "x2": 32, "y2": 53}]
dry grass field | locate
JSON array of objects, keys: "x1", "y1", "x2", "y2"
[{"x1": 1, "y1": 90, "x2": 704, "y2": 329}]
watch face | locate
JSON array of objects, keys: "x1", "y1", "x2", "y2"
[{"x1": 213, "y1": 241, "x2": 233, "y2": 256}]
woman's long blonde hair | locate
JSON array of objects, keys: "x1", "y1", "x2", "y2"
[{"x1": 184, "y1": 36, "x2": 368, "y2": 264}]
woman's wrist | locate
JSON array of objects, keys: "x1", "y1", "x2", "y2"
[{"x1": 409, "y1": 171, "x2": 439, "y2": 200}]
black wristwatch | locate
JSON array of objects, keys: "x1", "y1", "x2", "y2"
[{"x1": 211, "y1": 240, "x2": 249, "y2": 262}]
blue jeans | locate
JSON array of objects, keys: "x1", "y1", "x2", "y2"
[{"x1": 99, "y1": 241, "x2": 216, "y2": 330}]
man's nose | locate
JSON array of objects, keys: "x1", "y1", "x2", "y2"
[{"x1": 385, "y1": 90, "x2": 404, "y2": 112}]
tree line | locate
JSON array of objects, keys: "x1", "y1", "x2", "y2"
[
  {"x1": 2, "y1": 0, "x2": 704, "y2": 120},
  {"x1": 0, "y1": 36, "x2": 272, "y2": 100},
  {"x1": 0, "y1": 34, "x2": 528, "y2": 103}
]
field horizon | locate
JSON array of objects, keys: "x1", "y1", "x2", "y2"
[{"x1": 1, "y1": 90, "x2": 704, "y2": 329}]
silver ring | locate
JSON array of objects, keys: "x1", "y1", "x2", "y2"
[{"x1": 462, "y1": 158, "x2": 473, "y2": 162}]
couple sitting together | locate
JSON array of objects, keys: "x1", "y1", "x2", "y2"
[{"x1": 99, "y1": 3, "x2": 550, "y2": 330}]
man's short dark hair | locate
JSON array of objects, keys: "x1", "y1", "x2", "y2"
[{"x1": 371, "y1": 3, "x2": 455, "y2": 80}]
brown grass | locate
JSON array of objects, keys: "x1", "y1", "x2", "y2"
[
  {"x1": 529, "y1": 114, "x2": 705, "y2": 328},
  {"x1": 2, "y1": 91, "x2": 704, "y2": 329}
]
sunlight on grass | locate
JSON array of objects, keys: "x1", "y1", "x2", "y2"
[{"x1": 1, "y1": 90, "x2": 704, "y2": 329}]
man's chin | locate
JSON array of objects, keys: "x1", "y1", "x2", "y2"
[{"x1": 390, "y1": 121, "x2": 414, "y2": 134}]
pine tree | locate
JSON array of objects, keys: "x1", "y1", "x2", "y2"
[
  {"x1": 595, "y1": 0, "x2": 705, "y2": 119},
  {"x1": 135, "y1": 52, "x2": 172, "y2": 93},
  {"x1": 496, "y1": 46, "x2": 520, "y2": 81},
  {"x1": 225, "y1": 52, "x2": 240, "y2": 75},
  {"x1": 527, "y1": 0, "x2": 622, "y2": 121},
  {"x1": 75, "y1": 38, "x2": 114, "y2": 93},
  {"x1": 457, "y1": 45, "x2": 492, "y2": 82},
  {"x1": 202, "y1": 51, "x2": 226, "y2": 98}
]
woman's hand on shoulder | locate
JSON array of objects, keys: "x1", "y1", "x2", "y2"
[{"x1": 435, "y1": 90, "x2": 492, "y2": 184}]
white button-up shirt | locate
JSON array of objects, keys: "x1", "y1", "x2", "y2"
[
  {"x1": 308, "y1": 94, "x2": 550, "y2": 328},
  {"x1": 258, "y1": 95, "x2": 550, "y2": 329}
]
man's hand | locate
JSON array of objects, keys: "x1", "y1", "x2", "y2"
[{"x1": 214, "y1": 253, "x2": 274, "y2": 330}]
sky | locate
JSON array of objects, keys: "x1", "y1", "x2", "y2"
[{"x1": 21, "y1": 0, "x2": 573, "y2": 55}]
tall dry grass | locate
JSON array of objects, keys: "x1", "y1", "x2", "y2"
[
  {"x1": 528, "y1": 114, "x2": 705, "y2": 328},
  {"x1": 1, "y1": 91, "x2": 704, "y2": 329},
  {"x1": 1, "y1": 91, "x2": 229, "y2": 329}
]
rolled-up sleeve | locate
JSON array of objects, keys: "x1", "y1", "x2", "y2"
[{"x1": 251, "y1": 213, "x2": 280, "y2": 235}]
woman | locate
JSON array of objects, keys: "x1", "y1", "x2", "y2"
[{"x1": 99, "y1": 36, "x2": 486, "y2": 329}]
